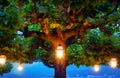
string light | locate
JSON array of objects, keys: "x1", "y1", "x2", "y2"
[
  {"x1": 0, "y1": 55, "x2": 6, "y2": 65},
  {"x1": 93, "y1": 65, "x2": 100, "y2": 72},
  {"x1": 109, "y1": 58, "x2": 117, "y2": 68},
  {"x1": 18, "y1": 64, "x2": 23, "y2": 71}
]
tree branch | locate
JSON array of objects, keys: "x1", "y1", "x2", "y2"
[
  {"x1": 18, "y1": 0, "x2": 23, "y2": 11},
  {"x1": 41, "y1": 59, "x2": 54, "y2": 68},
  {"x1": 64, "y1": 23, "x2": 99, "y2": 41},
  {"x1": 64, "y1": 28, "x2": 78, "y2": 41}
]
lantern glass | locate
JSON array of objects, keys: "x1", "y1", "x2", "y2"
[
  {"x1": 0, "y1": 55, "x2": 6, "y2": 65},
  {"x1": 56, "y1": 45, "x2": 64, "y2": 59}
]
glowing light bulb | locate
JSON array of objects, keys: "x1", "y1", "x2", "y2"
[
  {"x1": 0, "y1": 55, "x2": 6, "y2": 65},
  {"x1": 18, "y1": 64, "x2": 23, "y2": 71},
  {"x1": 56, "y1": 51, "x2": 63, "y2": 58},
  {"x1": 56, "y1": 45, "x2": 64, "y2": 59},
  {"x1": 93, "y1": 65, "x2": 100, "y2": 72},
  {"x1": 110, "y1": 58, "x2": 117, "y2": 68}
]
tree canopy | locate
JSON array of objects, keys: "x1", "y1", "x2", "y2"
[{"x1": 0, "y1": 0, "x2": 120, "y2": 73}]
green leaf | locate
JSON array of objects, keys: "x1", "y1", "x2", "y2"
[
  {"x1": 38, "y1": 6, "x2": 47, "y2": 13},
  {"x1": 28, "y1": 24, "x2": 42, "y2": 31}
]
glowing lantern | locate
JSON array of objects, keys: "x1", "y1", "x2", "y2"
[
  {"x1": 56, "y1": 45, "x2": 64, "y2": 59},
  {"x1": 18, "y1": 64, "x2": 23, "y2": 71},
  {"x1": 0, "y1": 55, "x2": 6, "y2": 65},
  {"x1": 93, "y1": 65, "x2": 100, "y2": 72},
  {"x1": 110, "y1": 58, "x2": 117, "y2": 68}
]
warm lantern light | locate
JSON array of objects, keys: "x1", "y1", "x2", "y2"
[
  {"x1": 109, "y1": 58, "x2": 117, "y2": 68},
  {"x1": 56, "y1": 45, "x2": 64, "y2": 59},
  {"x1": 93, "y1": 65, "x2": 100, "y2": 72},
  {"x1": 18, "y1": 64, "x2": 23, "y2": 71},
  {"x1": 0, "y1": 55, "x2": 6, "y2": 65}
]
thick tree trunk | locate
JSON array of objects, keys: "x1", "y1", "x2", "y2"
[
  {"x1": 55, "y1": 58, "x2": 66, "y2": 78},
  {"x1": 53, "y1": 42, "x2": 66, "y2": 78}
]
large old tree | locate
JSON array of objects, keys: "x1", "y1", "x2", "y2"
[{"x1": 0, "y1": 0, "x2": 120, "y2": 78}]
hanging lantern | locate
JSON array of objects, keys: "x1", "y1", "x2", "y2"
[
  {"x1": 56, "y1": 45, "x2": 64, "y2": 59},
  {"x1": 0, "y1": 55, "x2": 6, "y2": 65},
  {"x1": 93, "y1": 65, "x2": 100, "y2": 72},
  {"x1": 109, "y1": 58, "x2": 117, "y2": 68},
  {"x1": 18, "y1": 64, "x2": 23, "y2": 71}
]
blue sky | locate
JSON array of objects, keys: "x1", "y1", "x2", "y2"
[{"x1": 0, "y1": 62, "x2": 120, "y2": 78}]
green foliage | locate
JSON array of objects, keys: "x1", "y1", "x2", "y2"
[
  {"x1": 0, "y1": 0, "x2": 24, "y2": 48},
  {"x1": 0, "y1": 62, "x2": 13, "y2": 76},
  {"x1": 83, "y1": 27, "x2": 120, "y2": 53},
  {"x1": 98, "y1": 1, "x2": 113, "y2": 13},
  {"x1": 18, "y1": 0, "x2": 120, "y2": 31},
  {"x1": 0, "y1": 0, "x2": 120, "y2": 68},
  {"x1": 2, "y1": 36, "x2": 34, "y2": 63},
  {"x1": 33, "y1": 46, "x2": 54, "y2": 63},
  {"x1": 84, "y1": 28, "x2": 102, "y2": 47},
  {"x1": 22, "y1": 0, "x2": 34, "y2": 13},
  {"x1": 3, "y1": 0, "x2": 24, "y2": 29},
  {"x1": 67, "y1": 43, "x2": 83, "y2": 67},
  {"x1": 112, "y1": 32, "x2": 120, "y2": 49},
  {"x1": 66, "y1": 43, "x2": 109, "y2": 67},
  {"x1": 105, "y1": 25, "x2": 116, "y2": 34},
  {"x1": 66, "y1": 27, "x2": 120, "y2": 67},
  {"x1": 44, "y1": 40, "x2": 52, "y2": 47},
  {"x1": 3, "y1": 36, "x2": 54, "y2": 63},
  {"x1": 28, "y1": 24, "x2": 42, "y2": 31}
]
